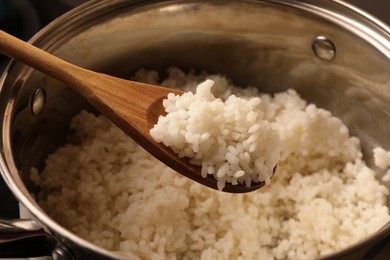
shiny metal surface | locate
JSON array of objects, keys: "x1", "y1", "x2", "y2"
[
  {"x1": 0, "y1": 218, "x2": 42, "y2": 233},
  {"x1": 31, "y1": 87, "x2": 46, "y2": 116},
  {"x1": 0, "y1": 0, "x2": 389, "y2": 259},
  {"x1": 312, "y1": 36, "x2": 336, "y2": 61},
  {"x1": 52, "y1": 246, "x2": 75, "y2": 260},
  {"x1": 0, "y1": 218, "x2": 73, "y2": 258}
]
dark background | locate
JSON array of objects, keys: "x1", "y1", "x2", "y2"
[{"x1": 347, "y1": 0, "x2": 390, "y2": 24}]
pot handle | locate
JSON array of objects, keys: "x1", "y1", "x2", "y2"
[
  {"x1": 363, "y1": 234, "x2": 390, "y2": 260},
  {"x1": 0, "y1": 218, "x2": 73, "y2": 259}
]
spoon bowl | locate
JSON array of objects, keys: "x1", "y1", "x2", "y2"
[{"x1": 0, "y1": 30, "x2": 264, "y2": 193}]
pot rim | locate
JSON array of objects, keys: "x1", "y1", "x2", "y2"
[{"x1": 0, "y1": 0, "x2": 389, "y2": 259}]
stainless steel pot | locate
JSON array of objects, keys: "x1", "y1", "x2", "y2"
[{"x1": 0, "y1": 0, "x2": 389, "y2": 259}]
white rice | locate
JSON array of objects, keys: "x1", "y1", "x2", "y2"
[
  {"x1": 150, "y1": 79, "x2": 286, "y2": 190},
  {"x1": 32, "y1": 68, "x2": 390, "y2": 260},
  {"x1": 373, "y1": 147, "x2": 390, "y2": 181}
]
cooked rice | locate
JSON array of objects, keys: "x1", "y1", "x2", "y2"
[
  {"x1": 150, "y1": 79, "x2": 286, "y2": 190},
  {"x1": 373, "y1": 147, "x2": 390, "y2": 181},
  {"x1": 32, "y1": 68, "x2": 390, "y2": 259}
]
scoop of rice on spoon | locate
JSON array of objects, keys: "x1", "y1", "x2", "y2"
[{"x1": 0, "y1": 30, "x2": 284, "y2": 193}]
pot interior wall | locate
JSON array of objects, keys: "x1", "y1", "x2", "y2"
[{"x1": 1, "y1": 0, "x2": 389, "y2": 258}]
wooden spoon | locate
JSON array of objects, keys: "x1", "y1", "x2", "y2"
[{"x1": 0, "y1": 30, "x2": 266, "y2": 193}]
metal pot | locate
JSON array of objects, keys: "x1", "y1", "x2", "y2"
[{"x1": 0, "y1": 0, "x2": 389, "y2": 259}]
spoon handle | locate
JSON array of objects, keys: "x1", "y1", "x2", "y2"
[
  {"x1": 0, "y1": 29, "x2": 185, "y2": 138},
  {"x1": 0, "y1": 30, "x2": 263, "y2": 193},
  {"x1": 0, "y1": 30, "x2": 94, "y2": 96}
]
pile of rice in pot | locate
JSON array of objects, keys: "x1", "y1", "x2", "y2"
[
  {"x1": 30, "y1": 68, "x2": 390, "y2": 260},
  {"x1": 150, "y1": 79, "x2": 286, "y2": 190}
]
